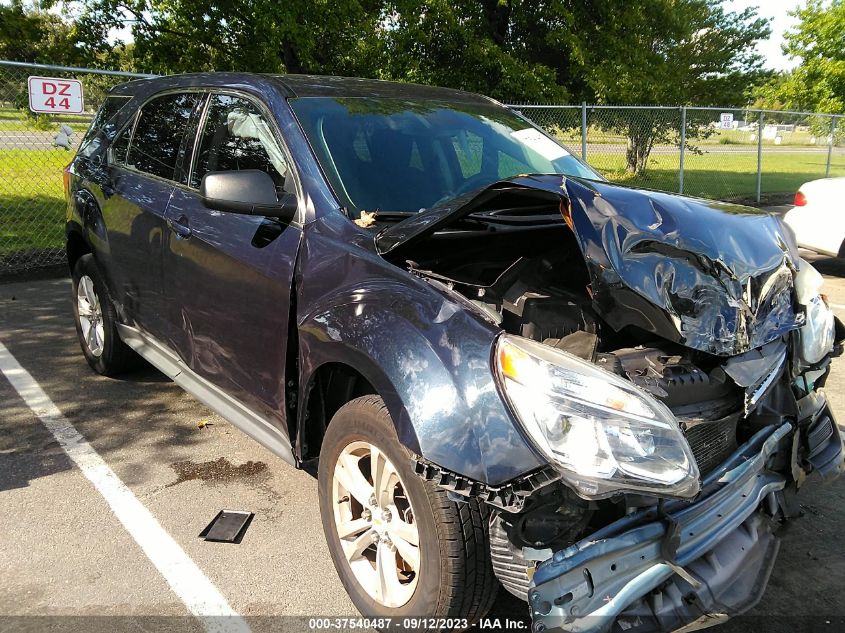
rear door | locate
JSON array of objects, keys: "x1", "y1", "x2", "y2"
[
  {"x1": 101, "y1": 91, "x2": 204, "y2": 339},
  {"x1": 162, "y1": 91, "x2": 302, "y2": 430}
]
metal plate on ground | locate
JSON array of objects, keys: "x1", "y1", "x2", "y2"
[{"x1": 199, "y1": 510, "x2": 254, "y2": 543}]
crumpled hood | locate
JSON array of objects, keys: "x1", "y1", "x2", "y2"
[{"x1": 376, "y1": 175, "x2": 803, "y2": 356}]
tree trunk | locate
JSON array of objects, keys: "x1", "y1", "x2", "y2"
[
  {"x1": 626, "y1": 124, "x2": 655, "y2": 175},
  {"x1": 281, "y1": 40, "x2": 306, "y2": 74}
]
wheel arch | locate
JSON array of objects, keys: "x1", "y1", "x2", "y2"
[
  {"x1": 297, "y1": 360, "x2": 382, "y2": 462},
  {"x1": 65, "y1": 224, "x2": 91, "y2": 273},
  {"x1": 296, "y1": 351, "x2": 421, "y2": 464}
]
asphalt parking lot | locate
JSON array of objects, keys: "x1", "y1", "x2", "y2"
[{"x1": 2, "y1": 251, "x2": 845, "y2": 633}]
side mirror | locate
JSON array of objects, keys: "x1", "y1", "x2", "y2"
[{"x1": 200, "y1": 170, "x2": 297, "y2": 220}]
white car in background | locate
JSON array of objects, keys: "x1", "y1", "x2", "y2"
[{"x1": 783, "y1": 177, "x2": 845, "y2": 257}]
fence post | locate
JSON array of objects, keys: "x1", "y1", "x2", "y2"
[
  {"x1": 826, "y1": 116, "x2": 838, "y2": 178},
  {"x1": 581, "y1": 102, "x2": 587, "y2": 161},
  {"x1": 756, "y1": 110, "x2": 764, "y2": 204},
  {"x1": 679, "y1": 106, "x2": 686, "y2": 194}
]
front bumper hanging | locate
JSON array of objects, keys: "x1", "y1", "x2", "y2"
[{"x1": 529, "y1": 417, "x2": 842, "y2": 633}]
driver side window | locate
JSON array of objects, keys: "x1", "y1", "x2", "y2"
[{"x1": 190, "y1": 94, "x2": 293, "y2": 193}]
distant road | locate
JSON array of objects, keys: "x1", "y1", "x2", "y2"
[
  {"x1": 0, "y1": 129, "x2": 89, "y2": 150},
  {"x1": 0, "y1": 130, "x2": 64, "y2": 149}
]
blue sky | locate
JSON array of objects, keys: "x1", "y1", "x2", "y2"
[{"x1": 723, "y1": 0, "x2": 802, "y2": 70}]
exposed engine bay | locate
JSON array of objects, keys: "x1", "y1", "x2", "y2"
[
  {"x1": 405, "y1": 224, "x2": 779, "y2": 479},
  {"x1": 385, "y1": 176, "x2": 845, "y2": 627}
]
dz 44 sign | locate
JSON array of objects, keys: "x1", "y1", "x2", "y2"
[{"x1": 28, "y1": 76, "x2": 84, "y2": 114}]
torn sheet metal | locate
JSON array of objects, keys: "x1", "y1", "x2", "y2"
[
  {"x1": 724, "y1": 339, "x2": 788, "y2": 388},
  {"x1": 724, "y1": 339, "x2": 789, "y2": 414},
  {"x1": 377, "y1": 175, "x2": 803, "y2": 356}
]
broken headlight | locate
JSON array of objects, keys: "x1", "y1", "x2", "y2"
[
  {"x1": 496, "y1": 335, "x2": 700, "y2": 500},
  {"x1": 797, "y1": 295, "x2": 835, "y2": 367},
  {"x1": 795, "y1": 260, "x2": 835, "y2": 367}
]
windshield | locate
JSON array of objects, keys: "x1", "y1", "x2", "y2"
[{"x1": 290, "y1": 96, "x2": 601, "y2": 216}]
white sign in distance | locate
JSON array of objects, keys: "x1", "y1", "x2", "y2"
[{"x1": 719, "y1": 112, "x2": 734, "y2": 130}]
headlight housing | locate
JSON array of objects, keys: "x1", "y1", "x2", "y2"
[
  {"x1": 496, "y1": 335, "x2": 700, "y2": 500},
  {"x1": 797, "y1": 294, "x2": 835, "y2": 366},
  {"x1": 795, "y1": 259, "x2": 835, "y2": 367}
]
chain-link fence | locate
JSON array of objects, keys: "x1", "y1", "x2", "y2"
[
  {"x1": 0, "y1": 60, "x2": 152, "y2": 275},
  {"x1": 1, "y1": 58, "x2": 844, "y2": 276},
  {"x1": 509, "y1": 103, "x2": 844, "y2": 205}
]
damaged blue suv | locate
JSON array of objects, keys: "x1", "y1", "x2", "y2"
[{"x1": 65, "y1": 73, "x2": 845, "y2": 632}]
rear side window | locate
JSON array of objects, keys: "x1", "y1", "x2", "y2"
[
  {"x1": 127, "y1": 93, "x2": 201, "y2": 180},
  {"x1": 87, "y1": 96, "x2": 131, "y2": 138}
]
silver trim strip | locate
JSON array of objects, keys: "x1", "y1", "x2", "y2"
[{"x1": 117, "y1": 323, "x2": 296, "y2": 465}]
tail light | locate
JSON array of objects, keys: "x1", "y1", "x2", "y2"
[
  {"x1": 63, "y1": 163, "x2": 72, "y2": 198},
  {"x1": 794, "y1": 190, "x2": 807, "y2": 207}
]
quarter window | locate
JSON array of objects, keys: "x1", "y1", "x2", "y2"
[
  {"x1": 127, "y1": 93, "x2": 201, "y2": 180},
  {"x1": 190, "y1": 94, "x2": 292, "y2": 192},
  {"x1": 79, "y1": 95, "x2": 132, "y2": 158},
  {"x1": 111, "y1": 119, "x2": 133, "y2": 165}
]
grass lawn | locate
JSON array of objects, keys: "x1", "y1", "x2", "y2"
[
  {"x1": 0, "y1": 105, "x2": 92, "y2": 133},
  {"x1": 588, "y1": 148, "x2": 845, "y2": 202},
  {"x1": 0, "y1": 148, "x2": 70, "y2": 255}
]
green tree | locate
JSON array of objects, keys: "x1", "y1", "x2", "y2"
[
  {"x1": 367, "y1": 0, "x2": 567, "y2": 103},
  {"x1": 66, "y1": 0, "x2": 771, "y2": 175},
  {"x1": 575, "y1": 0, "x2": 770, "y2": 174},
  {"x1": 370, "y1": 0, "x2": 769, "y2": 174},
  {"x1": 0, "y1": 0, "x2": 80, "y2": 64},
  {"x1": 0, "y1": 1, "x2": 90, "y2": 126},
  {"x1": 70, "y1": 0, "x2": 386, "y2": 75},
  {"x1": 754, "y1": 0, "x2": 844, "y2": 115}
]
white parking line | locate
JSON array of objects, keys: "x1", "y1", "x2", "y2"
[{"x1": 0, "y1": 341, "x2": 251, "y2": 633}]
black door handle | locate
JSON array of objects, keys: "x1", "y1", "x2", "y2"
[{"x1": 168, "y1": 216, "x2": 192, "y2": 239}]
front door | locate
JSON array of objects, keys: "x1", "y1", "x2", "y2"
[{"x1": 163, "y1": 92, "x2": 302, "y2": 430}]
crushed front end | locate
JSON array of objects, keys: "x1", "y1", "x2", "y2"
[
  {"x1": 386, "y1": 175, "x2": 845, "y2": 632},
  {"x1": 529, "y1": 410, "x2": 840, "y2": 633},
  {"x1": 486, "y1": 315, "x2": 844, "y2": 633}
]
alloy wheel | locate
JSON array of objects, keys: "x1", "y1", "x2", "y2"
[
  {"x1": 332, "y1": 441, "x2": 420, "y2": 608},
  {"x1": 77, "y1": 275, "x2": 105, "y2": 357}
]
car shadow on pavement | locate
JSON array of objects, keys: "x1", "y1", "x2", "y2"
[
  {"x1": 808, "y1": 256, "x2": 845, "y2": 278},
  {"x1": 111, "y1": 361, "x2": 173, "y2": 384},
  {"x1": 0, "y1": 277, "x2": 212, "y2": 491},
  {"x1": 0, "y1": 386, "x2": 75, "y2": 493}
]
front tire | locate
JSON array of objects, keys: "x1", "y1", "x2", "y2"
[
  {"x1": 318, "y1": 395, "x2": 497, "y2": 630},
  {"x1": 72, "y1": 254, "x2": 137, "y2": 376}
]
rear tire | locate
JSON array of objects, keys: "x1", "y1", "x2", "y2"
[
  {"x1": 318, "y1": 395, "x2": 497, "y2": 631},
  {"x1": 72, "y1": 254, "x2": 137, "y2": 376}
]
